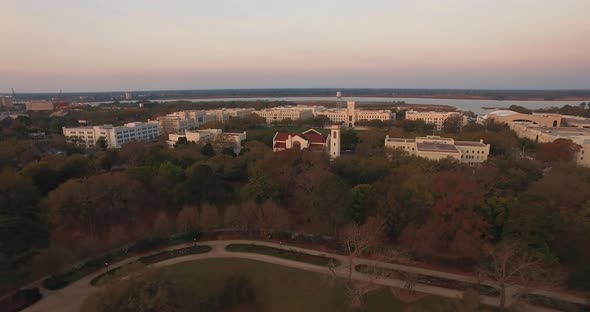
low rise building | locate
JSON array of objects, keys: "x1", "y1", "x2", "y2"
[
  {"x1": 405, "y1": 110, "x2": 464, "y2": 130},
  {"x1": 385, "y1": 135, "x2": 490, "y2": 164},
  {"x1": 63, "y1": 121, "x2": 159, "y2": 148},
  {"x1": 272, "y1": 126, "x2": 341, "y2": 159},
  {"x1": 0, "y1": 96, "x2": 14, "y2": 108},
  {"x1": 313, "y1": 101, "x2": 394, "y2": 127},
  {"x1": 478, "y1": 110, "x2": 562, "y2": 128},
  {"x1": 253, "y1": 106, "x2": 314, "y2": 123},
  {"x1": 25, "y1": 101, "x2": 55, "y2": 111},
  {"x1": 509, "y1": 122, "x2": 590, "y2": 166},
  {"x1": 167, "y1": 129, "x2": 247, "y2": 154},
  {"x1": 157, "y1": 110, "x2": 214, "y2": 134},
  {"x1": 206, "y1": 108, "x2": 255, "y2": 122}
]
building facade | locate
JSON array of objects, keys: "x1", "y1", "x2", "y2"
[
  {"x1": 0, "y1": 96, "x2": 14, "y2": 108},
  {"x1": 313, "y1": 101, "x2": 394, "y2": 127},
  {"x1": 156, "y1": 110, "x2": 215, "y2": 135},
  {"x1": 385, "y1": 135, "x2": 490, "y2": 164},
  {"x1": 167, "y1": 129, "x2": 247, "y2": 154},
  {"x1": 405, "y1": 110, "x2": 464, "y2": 130},
  {"x1": 272, "y1": 128, "x2": 340, "y2": 158},
  {"x1": 478, "y1": 110, "x2": 562, "y2": 128},
  {"x1": 25, "y1": 101, "x2": 55, "y2": 111},
  {"x1": 63, "y1": 121, "x2": 160, "y2": 148},
  {"x1": 253, "y1": 107, "x2": 314, "y2": 123},
  {"x1": 509, "y1": 122, "x2": 590, "y2": 167}
]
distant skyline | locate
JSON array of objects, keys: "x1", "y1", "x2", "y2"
[{"x1": 1, "y1": 0, "x2": 589, "y2": 93}]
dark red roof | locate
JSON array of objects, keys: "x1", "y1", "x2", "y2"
[
  {"x1": 300, "y1": 133, "x2": 327, "y2": 143},
  {"x1": 274, "y1": 133, "x2": 297, "y2": 141},
  {"x1": 274, "y1": 129, "x2": 327, "y2": 144},
  {"x1": 274, "y1": 142, "x2": 286, "y2": 148}
]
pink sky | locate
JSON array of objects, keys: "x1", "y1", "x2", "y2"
[{"x1": 1, "y1": 0, "x2": 589, "y2": 92}]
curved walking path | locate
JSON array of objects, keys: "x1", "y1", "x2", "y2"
[{"x1": 23, "y1": 240, "x2": 585, "y2": 312}]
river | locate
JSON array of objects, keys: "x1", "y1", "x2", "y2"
[{"x1": 91, "y1": 97, "x2": 590, "y2": 114}]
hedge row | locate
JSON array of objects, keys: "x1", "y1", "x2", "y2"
[
  {"x1": 226, "y1": 244, "x2": 339, "y2": 267},
  {"x1": 355, "y1": 264, "x2": 500, "y2": 297}
]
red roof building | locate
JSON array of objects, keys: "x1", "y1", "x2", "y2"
[{"x1": 272, "y1": 129, "x2": 329, "y2": 152}]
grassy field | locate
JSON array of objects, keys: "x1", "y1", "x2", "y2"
[
  {"x1": 83, "y1": 258, "x2": 495, "y2": 312},
  {"x1": 226, "y1": 243, "x2": 339, "y2": 266}
]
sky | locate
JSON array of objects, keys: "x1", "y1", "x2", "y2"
[{"x1": 1, "y1": 0, "x2": 589, "y2": 92}]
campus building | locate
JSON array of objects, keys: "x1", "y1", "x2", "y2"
[
  {"x1": 157, "y1": 110, "x2": 214, "y2": 135},
  {"x1": 0, "y1": 96, "x2": 14, "y2": 108},
  {"x1": 385, "y1": 135, "x2": 490, "y2": 164},
  {"x1": 63, "y1": 121, "x2": 160, "y2": 148},
  {"x1": 167, "y1": 129, "x2": 247, "y2": 154},
  {"x1": 272, "y1": 126, "x2": 341, "y2": 159},
  {"x1": 206, "y1": 108, "x2": 255, "y2": 122},
  {"x1": 25, "y1": 101, "x2": 55, "y2": 111},
  {"x1": 509, "y1": 122, "x2": 590, "y2": 167},
  {"x1": 477, "y1": 110, "x2": 562, "y2": 128},
  {"x1": 314, "y1": 101, "x2": 394, "y2": 127},
  {"x1": 158, "y1": 108, "x2": 254, "y2": 134},
  {"x1": 405, "y1": 110, "x2": 464, "y2": 130},
  {"x1": 253, "y1": 106, "x2": 314, "y2": 123}
]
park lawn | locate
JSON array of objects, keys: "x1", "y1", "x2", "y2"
[{"x1": 92, "y1": 258, "x2": 489, "y2": 312}]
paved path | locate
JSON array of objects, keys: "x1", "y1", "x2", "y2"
[{"x1": 23, "y1": 240, "x2": 584, "y2": 312}]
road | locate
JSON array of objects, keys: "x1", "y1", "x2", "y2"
[{"x1": 24, "y1": 240, "x2": 582, "y2": 312}]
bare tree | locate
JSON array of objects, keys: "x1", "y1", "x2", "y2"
[
  {"x1": 257, "y1": 200, "x2": 289, "y2": 238},
  {"x1": 175, "y1": 205, "x2": 199, "y2": 233},
  {"x1": 336, "y1": 217, "x2": 387, "y2": 308},
  {"x1": 478, "y1": 242, "x2": 546, "y2": 310},
  {"x1": 153, "y1": 211, "x2": 172, "y2": 239},
  {"x1": 199, "y1": 203, "x2": 219, "y2": 230}
]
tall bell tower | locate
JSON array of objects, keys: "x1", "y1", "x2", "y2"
[{"x1": 330, "y1": 124, "x2": 341, "y2": 159}]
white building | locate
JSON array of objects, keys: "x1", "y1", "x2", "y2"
[
  {"x1": 205, "y1": 108, "x2": 255, "y2": 122},
  {"x1": 405, "y1": 110, "x2": 465, "y2": 130},
  {"x1": 385, "y1": 135, "x2": 490, "y2": 164},
  {"x1": 0, "y1": 96, "x2": 14, "y2": 108},
  {"x1": 313, "y1": 101, "x2": 394, "y2": 127},
  {"x1": 167, "y1": 129, "x2": 247, "y2": 154},
  {"x1": 157, "y1": 110, "x2": 215, "y2": 135},
  {"x1": 509, "y1": 122, "x2": 590, "y2": 167},
  {"x1": 253, "y1": 106, "x2": 314, "y2": 123},
  {"x1": 63, "y1": 121, "x2": 160, "y2": 148}
]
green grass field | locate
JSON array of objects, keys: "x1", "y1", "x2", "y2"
[{"x1": 84, "y1": 258, "x2": 495, "y2": 312}]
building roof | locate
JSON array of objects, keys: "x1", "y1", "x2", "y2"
[
  {"x1": 386, "y1": 138, "x2": 416, "y2": 143},
  {"x1": 416, "y1": 143, "x2": 460, "y2": 153},
  {"x1": 274, "y1": 129, "x2": 327, "y2": 144},
  {"x1": 488, "y1": 110, "x2": 519, "y2": 117},
  {"x1": 274, "y1": 142, "x2": 286, "y2": 148},
  {"x1": 455, "y1": 141, "x2": 486, "y2": 147}
]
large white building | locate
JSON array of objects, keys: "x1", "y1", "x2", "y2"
[
  {"x1": 206, "y1": 108, "x2": 255, "y2": 122},
  {"x1": 405, "y1": 110, "x2": 465, "y2": 130},
  {"x1": 253, "y1": 106, "x2": 314, "y2": 123},
  {"x1": 385, "y1": 135, "x2": 490, "y2": 164},
  {"x1": 314, "y1": 101, "x2": 394, "y2": 127},
  {"x1": 509, "y1": 122, "x2": 590, "y2": 167},
  {"x1": 167, "y1": 129, "x2": 247, "y2": 154},
  {"x1": 63, "y1": 121, "x2": 160, "y2": 148},
  {"x1": 157, "y1": 110, "x2": 215, "y2": 135},
  {"x1": 158, "y1": 108, "x2": 254, "y2": 134}
]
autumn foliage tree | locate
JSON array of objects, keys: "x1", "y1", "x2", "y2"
[
  {"x1": 402, "y1": 171, "x2": 489, "y2": 261},
  {"x1": 536, "y1": 139, "x2": 581, "y2": 163}
]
